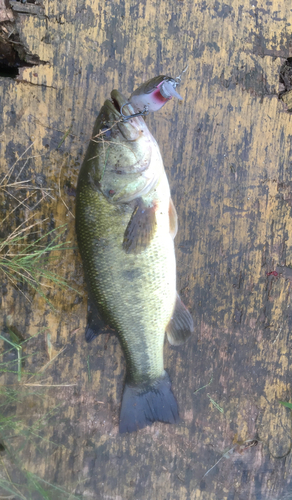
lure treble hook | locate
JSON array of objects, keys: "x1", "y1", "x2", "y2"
[
  {"x1": 120, "y1": 103, "x2": 149, "y2": 121},
  {"x1": 174, "y1": 65, "x2": 189, "y2": 86}
]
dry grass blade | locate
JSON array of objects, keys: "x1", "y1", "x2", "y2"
[
  {"x1": 26, "y1": 347, "x2": 67, "y2": 381},
  {"x1": 23, "y1": 384, "x2": 77, "y2": 387},
  {"x1": 0, "y1": 459, "x2": 25, "y2": 500},
  {"x1": 91, "y1": 116, "x2": 124, "y2": 142},
  {"x1": 0, "y1": 266, "x2": 32, "y2": 303},
  {"x1": 0, "y1": 217, "x2": 80, "y2": 308},
  {"x1": 88, "y1": 137, "x2": 135, "y2": 163},
  {"x1": 1, "y1": 187, "x2": 32, "y2": 211},
  {"x1": 3, "y1": 179, "x2": 31, "y2": 188},
  {"x1": 0, "y1": 181, "x2": 52, "y2": 228},
  {"x1": 0, "y1": 216, "x2": 48, "y2": 250},
  {"x1": 58, "y1": 159, "x2": 74, "y2": 219},
  {"x1": 0, "y1": 141, "x2": 35, "y2": 188}
]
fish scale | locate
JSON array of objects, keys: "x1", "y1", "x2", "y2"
[{"x1": 76, "y1": 168, "x2": 176, "y2": 384}]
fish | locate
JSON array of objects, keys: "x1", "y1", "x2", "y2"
[
  {"x1": 75, "y1": 89, "x2": 193, "y2": 433},
  {"x1": 129, "y1": 75, "x2": 183, "y2": 113}
]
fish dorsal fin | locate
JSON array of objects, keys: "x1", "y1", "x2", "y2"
[
  {"x1": 166, "y1": 294, "x2": 194, "y2": 346},
  {"x1": 169, "y1": 197, "x2": 178, "y2": 239},
  {"x1": 123, "y1": 198, "x2": 157, "y2": 254}
]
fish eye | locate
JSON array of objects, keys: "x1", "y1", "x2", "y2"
[{"x1": 100, "y1": 127, "x2": 112, "y2": 138}]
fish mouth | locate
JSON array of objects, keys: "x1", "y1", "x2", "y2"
[
  {"x1": 111, "y1": 95, "x2": 122, "y2": 114},
  {"x1": 104, "y1": 90, "x2": 142, "y2": 140},
  {"x1": 102, "y1": 90, "x2": 128, "y2": 120},
  {"x1": 110, "y1": 90, "x2": 126, "y2": 114},
  {"x1": 110, "y1": 90, "x2": 134, "y2": 119}
]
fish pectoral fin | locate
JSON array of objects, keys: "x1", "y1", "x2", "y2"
[
  {"x1": 85, "y1": 296, "x2": 112, "y2": 343},
  {"x1": 169, "y1": 197, "x2": 178, "y2": 239},
  {"x1": 166, "y1": 294, "x2": 194, "y2": 346},
  {"x1": 123, "y1": 198, "x2": 157, "y2": 254}
]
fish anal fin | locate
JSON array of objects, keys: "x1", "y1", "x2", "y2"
[
  {"x1": 123, "y1": 198, "x2": 157, "y2": 254},
  {"x1": 169, "y1": 197, "x2": 178, "y2": 238},
  {"x1": 166, "y1": 294, "x2": 194, "y2": 346}
]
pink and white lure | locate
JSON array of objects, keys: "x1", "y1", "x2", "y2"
[{"x1": 129, "y1": 75, "x2": 183, "y2": 114}]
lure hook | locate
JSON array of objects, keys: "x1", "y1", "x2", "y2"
[
  {"x1": 120, "y1": 103, "x2": 149, "y2": 121},
  {"x1": 175, "y1": 65, "x2": 189, "y2": 86}
]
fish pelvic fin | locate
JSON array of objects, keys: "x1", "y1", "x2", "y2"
[
  {"x1": 169, "y1": 197, "x2": 178, "y2": 239},
  {"x1": 166, "y1": 294, "x2": 194, "y2": 346},
  {"x1": 119, "y1": 372, "x2": 179, "y2": 433},
  {"x1": 85, "y1": 324, "x2": 105, "y2": 343},
  {"x1": 123, "y1": 198, "x2": 157, "y2": 254},
  {"x1": 85, "y1": 296, "x2": 112, "y2": 343}
]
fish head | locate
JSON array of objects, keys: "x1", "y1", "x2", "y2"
[
  {"x1": 88, "y1": 90, "x2": 159, "y2": 201},
  {"x1": 129, "y1": 75, "x2": 183, "y2": 113},
  {"x1": 101, "y1": 90, "x2": 149, "y2": 142}
]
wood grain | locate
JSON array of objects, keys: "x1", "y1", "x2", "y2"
[{"x1": 1, "y1": 1, "x2": 292, "y2": 499}]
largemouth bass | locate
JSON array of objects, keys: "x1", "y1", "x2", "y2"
[{"x1": 76, "y1": 89, "x2": 193, "y2": 433}]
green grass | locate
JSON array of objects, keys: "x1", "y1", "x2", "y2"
[
  {"x1": 0, "y1": 386, "x2": 81, "y2": 499},
  {"x1": 87, "y1": 355, "x2": 91, "y2": 383},
  {"x1": 0, "y1": 331, "x2": 46, "y2": 381},
  {"x1": 0, "y1": 333, "x2": 22, "y2": 381},
  {"x1": 279, "y1": 401, "x2": 292, "y2": 409},
  {"x1": 0, "y1": 220, "x2": 80, "y2": 308},
  {"x1": 207, "y1": 393, "x2": 224, "y2": 413},
  {"x1": 193, "y1": 375, "x2": 213, "y2": 394},
  {"x1": 0, "y1": 461, "x2": 81, "y2": 500},
  {"x1": 0, "y1": 336, "x2": 81, "y2": 499},
  {"x1": 0, "y1": 144, "x2": 83, "y2": 499},
  {"x1": 0, "y1": 142, "x2": 81, "y2": 308}
]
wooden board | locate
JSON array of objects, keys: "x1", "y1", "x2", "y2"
[{"x1": 1, "y1": 1, "x2": 292, "y2": 499}]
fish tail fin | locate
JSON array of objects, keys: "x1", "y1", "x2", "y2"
[{"x1": 119, "y1": 372, "x2": 180, "y2": 433}]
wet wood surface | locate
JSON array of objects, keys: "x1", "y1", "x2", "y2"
[{"x1": 1, "y1": 1, "x2": 292, "y2": 499}]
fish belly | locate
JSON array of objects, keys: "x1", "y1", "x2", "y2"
[{"x1": 76, "y1": 181, "x2": 176, "y2": 385}]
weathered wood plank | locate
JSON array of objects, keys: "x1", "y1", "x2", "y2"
[{"x1": 1, "y1": 1, "x2": 292, "y2": 499}]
